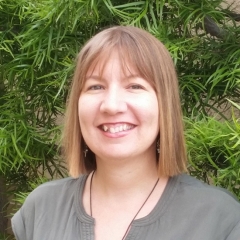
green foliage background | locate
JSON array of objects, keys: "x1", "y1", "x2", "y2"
[{"x1": 0, "y1": 0, "x2": 240, "y2": 237}]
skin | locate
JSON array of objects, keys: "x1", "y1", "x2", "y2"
[
  {"x1": 78, "y1": 51, "x2": 159, "y2": 163},
  {"x1": 78, "y1": 51, "x2": 168, "y2": 240}
]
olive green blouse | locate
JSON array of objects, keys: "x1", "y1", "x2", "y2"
[{"x1": 12, "y1": 174, "x2": 240, "y2": 240}]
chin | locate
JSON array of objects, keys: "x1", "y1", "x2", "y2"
[{"x1": 96, "y1": 152, "x2": 134, "y2": 161}]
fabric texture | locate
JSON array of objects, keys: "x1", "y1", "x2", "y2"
[{"x1": 12, "y1": 174, "x2": 240, "y2": 240}]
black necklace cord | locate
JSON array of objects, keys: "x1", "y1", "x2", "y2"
[
  {"x1": 89, "y1": 170, "x2": 159, "y2": 240},
  {"x1": 90, "y1": 170, "x2": 95, "y2": 217},
  {"x1": 121, "y1": 177, "x2": 159, "y2": 240}
]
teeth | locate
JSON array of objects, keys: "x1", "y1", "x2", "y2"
[
  {"x1": 102, "y1": 124, "x2": 133, "y2": 133},
  {"x1": 109, "y1": 127, "x2": 115, "y2": 133}
]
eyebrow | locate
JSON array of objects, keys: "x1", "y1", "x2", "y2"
[
  {"x1": 85, "y1": 75, "x2": 106, "y2": 81},
  {"x1": 86, "y1": 74, "x2": 141, "y2": 81},
  {"x1": 125, "y1": 74, "x2": 141, "y2": 79}
]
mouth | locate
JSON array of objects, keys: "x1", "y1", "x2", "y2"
[{"x1": 99, "y1": 123, "x2": 135, "y2": 134}]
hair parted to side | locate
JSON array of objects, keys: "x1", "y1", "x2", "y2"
[{"x1": 62, "y1": 26, "x2": 187, "y2": 178}]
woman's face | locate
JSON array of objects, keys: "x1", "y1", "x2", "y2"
[{"x1": 78, "y1": 51, "x2": 159, "y2": 162}]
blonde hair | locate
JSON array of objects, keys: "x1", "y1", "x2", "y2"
[{"x1": 62, "y1": 26, "x2": 187, "y2": 178}]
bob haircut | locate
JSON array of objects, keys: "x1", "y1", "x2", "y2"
[{"x1": 63, "y1": 26, "x2": 187, "y2": 178}]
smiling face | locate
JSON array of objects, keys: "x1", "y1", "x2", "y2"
[
  {"x1": 78, "y1": 51, "x2": 159, "y2": 162},
  {"x1": 65, "y1": 26, "x2": 186, "y2": 177}
]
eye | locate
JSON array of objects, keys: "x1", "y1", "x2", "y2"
[
  {"x1": 88, "y1": 85, "x2": 104, "y2": 90},
  {"x1": 129, "y1": 84, "x2": 144, "y2": 90}
]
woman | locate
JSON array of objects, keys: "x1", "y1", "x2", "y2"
[{"x1": 12, "y1": 26, "x2": 240, "y2": 240}]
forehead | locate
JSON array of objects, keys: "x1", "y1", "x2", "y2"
[{"x1": 86, "y1": 49, "x2": 141, "y2": 79}]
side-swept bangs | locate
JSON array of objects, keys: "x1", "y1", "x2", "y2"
[{"x1": 63, "y1": 26, "x2": 187, "y2": 178}]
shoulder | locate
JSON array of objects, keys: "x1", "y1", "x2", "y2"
[
  {"x1": 175, "y1": 174, "x2": 239, "y2": 201},
  {"x1": 176, "y1": 174, "x2": 238, "y2": 199},
  {"x1": 25, "y1": 175, "x2": 87, "y2": 204},
  {"x1": 17, "y1": 175, "x2": 87, "y2": 219},
  {"x1": 167, "y1": 174, "x2": 240, "y2": 237},
  {"x1": 29, "y1": 177, "x2": 79, "y2": 196},
  {"x1": 173, "y1": 174, "x2": 240, "y2": 215},
  {"x1": 12, "y1": 175, "x2": 88, "y2": 239}
]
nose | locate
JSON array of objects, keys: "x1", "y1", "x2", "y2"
[{"x1": 100, "y1": 87, "x2": 127, "y2": 115}]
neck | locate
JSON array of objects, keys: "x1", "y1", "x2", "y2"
[
  {"x1": 82, "y1": 154, "x2": 169, "y2": 237},
  {"x1": 93, "y1": 155, "x2": 159, "y2": 197}
]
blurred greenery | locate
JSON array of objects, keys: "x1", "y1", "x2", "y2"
[
  {"x1": 185, "y1": 105, "x2": 240, "y2": 199},
  {"x1": 0, "y1": 0, "x2": 240, "y2": 237}
]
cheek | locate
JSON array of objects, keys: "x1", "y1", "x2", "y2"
[
  {"x1": 78, "y1": 95, "x2": 93, "y2": 114},
  {"x1": 78, "y1": 97, "x2": 89, "y2": 126},
  {"x1": 78, "y1": 96, "x2": 100, "y2": 129},
  {"x1": 136, "y1": 95, "x2": 159, "y2": 120}
]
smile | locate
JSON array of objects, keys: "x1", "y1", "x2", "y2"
[{"x1": 100, "y1": 124, "x2": 135, "y2": 133}]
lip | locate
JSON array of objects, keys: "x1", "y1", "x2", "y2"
[{"x1": 97, "y1": 122, "x2": 136, "y2": 128}]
